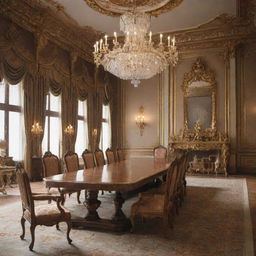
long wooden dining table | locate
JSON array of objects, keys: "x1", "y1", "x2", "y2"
[{"x1": 44, "y1": 158, "x2": 171, "y2": 232}]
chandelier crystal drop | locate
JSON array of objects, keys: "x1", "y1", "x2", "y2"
[{"x1": 93, "y1": 12, "x2": 178, "y2": 87}]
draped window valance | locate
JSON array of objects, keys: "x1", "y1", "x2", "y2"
[{"x1": 0, "y1": 14, "x2": 117, "y2": 179}]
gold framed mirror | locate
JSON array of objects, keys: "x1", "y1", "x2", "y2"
[{"x1": 182, "y1": 58, "x2": 217, "y2": 132}]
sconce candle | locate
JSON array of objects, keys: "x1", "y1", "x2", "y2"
[
  {"x1": 136, "y1": 106, "x2": 146, "y2": 136},
  {"x1": 92, "y1": 129, "x2": 98, "y2": 137},
  {"x1": 64, "y1": 124, "x2": 74, "y2": 136},
  {"x1": 31, "y1": 122, "x2": 43, "y2": 135}
]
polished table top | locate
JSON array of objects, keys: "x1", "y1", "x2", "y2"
[{"x1": 44, "y1": 158, "x2": 171, "y2": 192}]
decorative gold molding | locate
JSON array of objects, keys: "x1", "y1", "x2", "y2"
[
  {"x1": 0, "y1": 0, "x2": 103, "y2": 63},
  {"x1": 84, "y1": 0, "x2": 183, "y2": 17},
  {"x1": 182, "y1": 58, "x2": 217, "y2": 131}
]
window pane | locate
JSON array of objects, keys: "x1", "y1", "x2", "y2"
[
  {"x1": 75, "y1": 120, "x2": 87, "y2": 157},
  {"x1": 49, "y1": 117, "x2": 60, "y2": 156},
  {"x1": 101, "y1": 105, "x2": 111, "y2": 153},
  {"x1": 45, "y1": 94, "x2": 49, "y2": 111},
  {"x1": 50, "y1": 93, "x2": 60, "y2": 112},
  {"x1": 42, "y1": 117, "x2": 49, "y2": 154},
  {"x1": 78, "y1": 100, "x2": 84, "y2": 116},
  {"x1": 9, "y1": 112, "x2": 23, "y2": 161},
  {"x1": 9, "y1": 83, "x2": 21, "y2": 106},
  {"x1": 0, "y1": 110, "x2": 4, "y2": 140},
  {"x1": 0, "y1": 80, "x2": 5, "y2": 103}
]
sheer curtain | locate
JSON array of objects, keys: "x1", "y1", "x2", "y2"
[
  {"x1": 42, "y1": 92, "x2": 61, "y2": 156},
  {"x1": 0, "y1": 80, "x2": 25, "y2": 161},
  {"x1": 100, "y1": 104, "x2": 111, "y2": 153},
  {"x1": 75, "y1": 100, "x2": 88, "y2": 156}
]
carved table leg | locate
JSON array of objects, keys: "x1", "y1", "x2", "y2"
[
  {"x1": 84, "y1": 190, "x2": 101, "y2": 221},
  {"x1": 112, "y1": 191, "x2": 126, "y2": 221}
]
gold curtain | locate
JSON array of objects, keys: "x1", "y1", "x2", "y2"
[
  {"x1": 23, "y1": 73, "x2": 48, "y2": 178},
  {"x1": 61, "y1": 81, "x2": 78, "y2": 155}
]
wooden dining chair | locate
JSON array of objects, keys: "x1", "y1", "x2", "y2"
[
  {"x1": 16, "y1": 165, "x2": 72, "y2": 251},
  {"x1": 106, "y1": 148, "x2": 116, "y2": 164},
  {"x1": 94, "y1": 148, "x2": 105, "y2": 166},
  {"x1": 42, "y1": 151, "x2": 62, "y2": 197},
  {"x1": 63, "y1": 151, "x2": 82, "y2": 204},
  {"x1": 42, "y1": 151, "x2": 61, "y2": 178},
  {"x1": 154, "y1": 145, "x2": 167, "y2": 159},
  {"x1": 117, "y1": 148, "x2": 125, "y2": 161},
  {"x1": 82, "y1": 149, "x2": 95, "y2": 169},
  {"x1": 82, "y1": 149, "x2": 96, "y2": 198},
  {"x1": 130, "y1": 159, "x2": 179, "y2": 236}
]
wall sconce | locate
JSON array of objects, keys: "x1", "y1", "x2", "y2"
[
  {"x1": 64, "y1": 124, "x2": 74, "y2": 136},
  {"x1": 136, "y1": 106, "x2": 146, "y2": 136},
  {"x1": 92, "y1": 128, "x2": 98, "y2": 137},
  {"x1": 31, "y1": 122, "x2": 43, "y2": 135}
]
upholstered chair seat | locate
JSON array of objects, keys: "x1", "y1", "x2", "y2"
[{"x1": 24, "y1": 204, "x2": 71, "y2": 224}]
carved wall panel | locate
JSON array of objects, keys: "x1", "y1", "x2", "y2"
[{"x1": 237, "y1": 43, "x2": 256, "y2": 172}]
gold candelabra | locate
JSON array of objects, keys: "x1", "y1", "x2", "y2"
[
  {"x1": 64, "y1": 124, "x2": 74, "y2": 136},
  {"x1": 31, "y1": 122, "x2": 43, "y2": 135},
  {"x1": 135, "y1": 106, "x2": 146, "y2": 136}
]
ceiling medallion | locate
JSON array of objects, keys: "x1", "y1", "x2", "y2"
[
  {"x1": 93, "y1": 12, "x2": 178, "y2": 87},
  {"x1": 85, "y1": 0, "x2": 183, "y2": 16}
]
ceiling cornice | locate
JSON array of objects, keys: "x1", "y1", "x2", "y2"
[
  {"x1": 0, "y1": 0, "x2": 104, "y2": 63},
  {"x1": 84, "y1": 0, "x2": 183, "y2": 17}
]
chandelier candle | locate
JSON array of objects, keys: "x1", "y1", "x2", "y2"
[{"x1": 93, "y1": 12, "x2": 178, "y2": 87}]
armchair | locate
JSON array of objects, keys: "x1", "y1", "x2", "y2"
[{"x1": 16, "y1": 166, "x2": 72, "y2": 251}]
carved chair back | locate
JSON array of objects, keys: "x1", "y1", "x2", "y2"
[
  {"x1": 163, "y1": 159, "x2": 179, "y2": 213},
  {"x1": 64, "y1": 151, "x2": 79, "y2": 173},
  {"x1": 117, "y1": 149, "x2": 125, "y2": 161},
  {"x1": 42, "y1": 151, "x2": 61, "y2": 177},
  {"x1": 95, "y1": 149, "x2": 105, "y2": 166},
  {"x1": 16, "y1": 166, "x2": 35, "y2": 217},
  {"x1": 82, "y1": 149, "x2": 95, "y2": 169},
  {"x1": 105, "y1": 148, "x2": 115, "y2": 164},
  {"x1": 154, "y1": 145, "x2": 167, "y2": 159}
]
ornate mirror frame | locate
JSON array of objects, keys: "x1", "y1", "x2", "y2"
[{"x1": 182, "y1": 58, "x2": 217, "y2": 132}]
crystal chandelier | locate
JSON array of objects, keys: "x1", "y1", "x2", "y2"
[{"x1": 93, "y1": 12, "x2": 178, "y2": 87}]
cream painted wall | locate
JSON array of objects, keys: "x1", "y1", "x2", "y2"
[{"x1": 121, "y1": 75, "x2": 161, "y2": 157}]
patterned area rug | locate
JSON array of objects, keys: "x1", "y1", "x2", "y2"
[{"x1": 0, "y1": 176, "x2": 254, "y2": 256}]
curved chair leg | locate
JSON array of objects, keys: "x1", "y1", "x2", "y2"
[
  {"x1": 29, "y1": 225, "x2": 36, "y2": 251},
  {"x1": 66, "y1": 222, "x2": 72, "y2": 244},
  {"x1": 61, "y1": 193, "x2": 66, "y2": 206},
  {"x1": 20, "y1": 217, "x2": 26, "y2": 239},
  {"x1": 77, "y1": 191, "x2": 81, "y2": 204},
  {"x1": 56, "y1": 223, "x2": 60, "y2": 230}
]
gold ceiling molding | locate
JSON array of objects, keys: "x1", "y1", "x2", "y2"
[
  {"x1": 0, "y1": 0, "x2": 103, "y2": 63},
  {"x1": 158, "y1": 14, "x2": 256, "y2": 53},
  {"x1": 84, "y1": 0, "x2": 183, "y2": 17}
]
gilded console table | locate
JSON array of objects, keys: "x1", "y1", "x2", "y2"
[
  {"x1": 0, "y1": 166, "x2": 16, "y2": 194},
  {"x1": 169, "y1": 140, "x2": 230, "y2": 176}
]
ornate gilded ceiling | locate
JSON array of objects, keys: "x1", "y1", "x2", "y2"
[{"x1": 84, "y1": 0, "x2": 183, "y2": 16}]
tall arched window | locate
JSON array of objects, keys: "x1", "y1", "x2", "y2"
[
  {"x1": 0, "y1": 79, "x2": 24, "y2": 161},
  {"x1": 100, "y1": 104, "x2": 111, "y2": 153},
  {"x1": 75, "y1": 100, "x2": 88, "y2": 156},
  {"x1": 42, "y1": 92, "x2": 61, "y2": 156}
]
